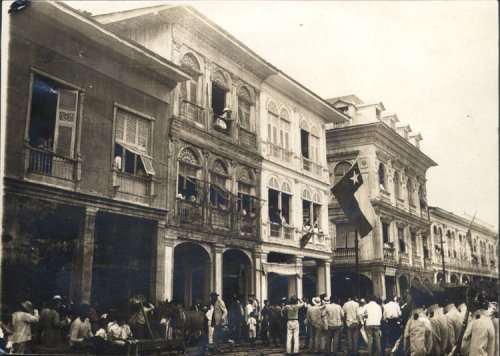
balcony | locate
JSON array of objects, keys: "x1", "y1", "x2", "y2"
[
  {"x1": 269, "y1": 143, "x2": 293, "y2": 163},
  {"x1": 380, "y1": 190, "x2": 391, "y2": 203},
  {"x1": 412, "y1": 254, "x2": 423, "y2": 267},
  {"x1": 302, "y1": 157, "x2": 322, "y2": 176},
  {"x1": 177, "y1": 199, "x2": 203, "y2": 224},
  {"x1": 180, "y1": 99, "x2": 204, "y2": 125},
  {"x1": 26, "y1": 146, "x2": 78, "y2": 184},
  {"x1": 240, "y1": 215, "x2": 256, "y2": 234},
  {"x1": 399, "y1": 252, "x2": 410, "y2": 265},
  {"x1": 239, "y1": 128, "x2": 256, "y2": 148},
  {"x1": 113, "y1": 171, "x2": 152, "y2": 205},
  {"x1": 383, "y1": 247, "x2": 396, "y2": 262},
  {"x1": 424, "y1": 257, "x2": 433, "y2": 268},
  {"x1": 210, "y1": 207, "x2": 231, "y2": 229},
  {"x1": 335, "y1": 248, "x2": 356, "y2": 261},
  {"x1": 269, "y1": 222, "x2": 295, "y2": 241}
]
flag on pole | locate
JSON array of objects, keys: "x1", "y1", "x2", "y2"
[
  {"x1": 465, "y1": 211, "x2": 477, "y2": 255},
  {"x1": 331, "y1": 161, "x2": 376, "y2": 238}
]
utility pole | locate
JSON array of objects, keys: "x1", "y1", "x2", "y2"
[
  {"x1": 440, "y1": 229, "x2": 446, "y2": 281},
  {"x1": 355, "y1": 229, "x2": 360, "y2": 299}
]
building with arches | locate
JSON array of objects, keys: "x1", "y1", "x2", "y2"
[
  {"x1": 429, "y1": 207, "x2": 498, "y2": 285},
  {"x1": 326, "y1": 95, "x2": 437, "y2": 300}
]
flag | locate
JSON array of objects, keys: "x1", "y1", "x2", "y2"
[
  {"x1": 331, "y1": 161, "x2": 376, "y2": 238},
  {"x1": 465, "y1": 211, "x2": 477, "y2": 255},
  {"x1": 300, "y1": 219, "x2": 318, "y2": 248}
]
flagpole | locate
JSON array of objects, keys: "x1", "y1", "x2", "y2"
[
  {"x1": 355, "y1": 228, "x2": 360, "y2": 300},
  {"x1": 440, "y1": 229, "x2": 446, "y2": 280}
]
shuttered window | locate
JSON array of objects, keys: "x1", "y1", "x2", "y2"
[{"x1": 54, "y1": 89, "x2": 78, "y2": 157}]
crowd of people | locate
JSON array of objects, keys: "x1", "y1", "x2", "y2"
[{"x1": 0, "y1": 280, "x2": 498, "y2": 355}]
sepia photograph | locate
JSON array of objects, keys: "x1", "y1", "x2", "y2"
[{"x1": 0, "y1": 0, "x2": 498, "y2": 355}]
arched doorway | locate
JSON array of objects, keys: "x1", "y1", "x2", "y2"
[
  {"x1": 173, "y1": 242, "x2": 211, "y2": 308},
  {"x1": 222, "y1": 249, "x2": 252, "y2": 303},
  {"x1": 331, "y1": 273, "x2": 373, "y2": 302},
  {"x1": 450, "y1": 274, "x2": 458, "y2": 284},
  {"x1": 436, "y1": 271, "x2": 445, "y2": 283},
  {"x1": 462, "y1": 275, "x2": 469, "y2": 284}
]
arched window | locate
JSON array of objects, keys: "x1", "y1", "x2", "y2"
[
  {"x1": 267, "y1": 103, "x2": 292, "y2": 162},
  {"x1": 211, "y1": 70, "x2": 231, "y2": 133},
  {"x1": 433, "y1": 226, "x2": 438, "y2": 235},
  {"x1": 302, "y1": 189, "x2": 321, "y2": 230},
  {"x1": 237, "y1": 168, "x2": 257, "y2": 219},
  {"x1": 237, "y1": 86, "x2": 252, "y2": 130},
  {"x1": 279, "y1": 108, "x2": 291, "y2": 152},
  {"x1": 180, "y1": 53, "x2": 200, "y2": 105},
  {"x1": 209, "y1": 160, "x2": 229, "y2": 210},
  {"x1": 394, "y1": 171, "x2": 401, "y2": 199},
  {"x1": 379, "y1": 163, "x2": 386, "y2": 190},
  {"x1": 268, "y1": 177, "x2": 292, "y2": 225},
  {"x1": 177, "y1": 147, "x2": 201, "y2": 202},
  {"x1": 334, "y1": 161, "x2": 351, "y2": 184}
]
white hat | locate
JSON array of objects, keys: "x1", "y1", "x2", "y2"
[
  {"x1": 312, "y1": 297, "x2": 322, "y2": 306},
  {"x1": 323, "y1": 296, "x2": 331, "y2": 303},
  {"x1": 222, "y1": 107, "x2": 231, "y2": 113},
  {"x1": 53, "y1": 295, "x2": 62, "y2": 300}
]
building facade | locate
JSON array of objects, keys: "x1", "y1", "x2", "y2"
[
  {"x1": 2, "y1": 2, "x2": 189, "y2": 310},
  {"x1": 429, "y1": 207, "x2": 498, "y2": 285},
  {"x1": 326, "y1": 95, "x2": 438, "y2": 301}
]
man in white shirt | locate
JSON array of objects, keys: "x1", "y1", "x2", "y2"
[
  {"x1": 383, "y1": 296, "x2": 402, "y2": 350},
  {"x1": 343, "y1": 296, "x2": 362, "y2": 356},
  {"x1": 364, "y1": 295, "x2": 383, "y2": 356}
]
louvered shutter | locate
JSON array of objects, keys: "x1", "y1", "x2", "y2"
[
  {"x1": 125, "y1": 112, "x2": 137, "y2": 144},
  {"x1": 140, "y1": 156, "x2": 155, "y2": 175},
  {"x1": 190, "y1": 81, "x2": 197, "y2": 104},
  {"x1": 115, "y1": 110, "x2": 125, "y2": 141},
  {"x1": 54, "y1": 89, "x2": 78, "y2": 157},
  {"x1": 137, "y1": 118, "x2": 149, "y2": 151}
]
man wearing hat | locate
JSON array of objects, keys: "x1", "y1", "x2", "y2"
[
  {"x1": 403, "y1": 280, "x2": 433, "y2": 356},
  {"x1": 283, "y1": 295, "x2": 305, "y2": 355},
  {"x1": 40, "y1": 295, "x2": 70, "y2": 347},
  {"x1": 306, "y1": 296, "x2": 326, "y2": 354},
  {"x1": 441, "y1": 283, "x2": 465, "y2": 352},
  {"x1": 462, "y1": 286, "x2": 495, "y2": 356},
  {"x1": 343, "y1": 295, "x2": 362, "y2": 356},
  {"x1": 323, "y1": 296, "x2": 344, "y2": 355},
  {"x1": 423, "y1": 281, "x2": 451, "y2": 355},
  {"x1": 209, "y1": 291, "x2": 227, "y2": 351},
  {"x1": 11, "y1": 300, "x2": 39, "y2": 354}
]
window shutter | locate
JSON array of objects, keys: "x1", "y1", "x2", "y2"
[
  {"x1": 115, "y1": 110, "x2": 125, "y2": 141},
  {"x1": 137, "y1": 118, "x2": 149, "y2": 151},
  {"x1": 140, "y1": 155, "x2": 155, "y2": 175},
  {"x1": 125, "y1": 113, "x2": 137, "y2": 144},
  {"x1": 54, "y1": 89, "x2": 78, "y2": 157},
  {"x1": 181, "y1": 81, "x2": 187, "y2": 100},
  {"x1": 190, "y1": 81, "x2": 197, "y2": 104}
]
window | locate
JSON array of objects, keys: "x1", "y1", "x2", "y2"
[
  {"x1": 279, "y1": 109, "x2": 291, "y2": 150},
  {"x1": 398, "y1": 227, "x2": 406, "y2": 252},
  {"x1": 300, "y1": 129, "x2": 309, "y2": 158},
  {"x1": 382, "y1": 222, "x2": 390, "y2": 243},
  {"x1": 237, "y1": 87, "x2": 252, "y2": 130},
  {"x1": 334, "y1": 162, "x2": 351, "y2": 184},
  {"x1": 302, "y1": 190, "x2": 321, "y2": 230},
  {"x1": 411, "y1": 232, "x2": 417, "y2": 254},
  {"x1": 310, "y1": 130, "x2": 320, "y2": 164},
  {"x1": 422, "y1": 235, "x2": 429, "y2": 258},
  {"x1": 212, "y1": 84, "x2": 226, "y2": 117},
  {"x1": 180, "y1": 53, "x2": 200, "y2": 105},
  {"x1": 28, "y1": 74, "x2": 79, "y2": 158},
  {"x1": 211, "y1": 70, "x2": 231, "y2": 133},
  {"x1": 379, "y1": 163, "x2": 386, "y2": 190},
  {"x1": 268, "y1": 111, "x2": 279, "y2": 145},
  {"x1": 394, "y1": 171, "x2": 401, "y2": 199},
  {"x1": 177, "y1": 148, "x2": 201, "y2": 202},
  {"x1": 237, "y1": 168, "x2": 257, "y2": 216},
  {"x1": 336, "y1": 223, "x2": 355, "y2": 249},
  {"x1": 114, "y1": 108, "x2": 154, "y2": 176},
  {"x1": 407, "y1": 180, "x2": 414, "y2": 206},
  {"x1": 268, "y1": 178, "x2": 291, "y2": 225},
  {"x1": 209, "y1": 160, "x2": 229, "y2": 210}
]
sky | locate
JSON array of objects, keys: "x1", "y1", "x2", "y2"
[{"x1": 65, "y1": 1, "x2": 498, "y2": 229}]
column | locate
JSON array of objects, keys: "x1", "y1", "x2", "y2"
[
  {"x1": 294, "y1": 256, "x2": 304, "y2": 299},
  {"x1": 80, "y1": 207, "x2": 98, "y2": 304},
  {"x1": 325, "y1": 261, "x2": 331, "y2": 297},
  {"x1": 254, "y1": 250, "x2": 267, "y2": 303},
  {"x1": 372, "y1": 272, "x2": 386, "y2": 301},
  {"x1": 317, "y1": 261, "x2": 326, "y2": 296},
  {"x1": 213, "y1": 244, "x2": 224, "y2": 296}
]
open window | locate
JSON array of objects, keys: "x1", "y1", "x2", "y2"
[
  {"x1": 302, "y1": 190, "x2": 321, "y2": 231},
  {"x1": 382, "y1": 222, "x2": 390, "y2": 244},
  {"x1": 334, "y1": 161, "x2": 351, "y2": 184},
  {"x1": 114, "y1": 108, "x2": 154, "y2": 177},
  {"x1": 28, "y1": 74, "x2": 79, "y2": 158},
  {"x1": 209, "y1": 160, "x2": 229, "y2": 210},
  {"x1": 237, "y1": 168, "x2": 257, "y2": 217},
  {"x1": 177, "y1": 147, "x2": 201, "y2": 202},
  {"x1": 268, "y1": 177, "x2": 291, "y2": 225},
  {"x1": 300, "y1": 129, "x2": 309, "y2": 158},
  {"x1": 180, "y1": 53, "x2": 201, "y2": 105},
  {"x1": 211, "y1": 70, "x2": 232, "y2": 133},
  {"x1": 336, "y1": 223, "x2": 355, "y2": 249},
  {"x1": 407, "y1": 179, "x2": 415, "y2": 206},
  {"x1": 398, "y1": 227, "x2": 406, "y2": 252},
  {"x1": 379, "y1": 163, "x2": 386, "y2": 191}
]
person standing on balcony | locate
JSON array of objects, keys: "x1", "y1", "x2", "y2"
[{"x1": 364, "y1": 295, "x2": 383, "y2": 356}]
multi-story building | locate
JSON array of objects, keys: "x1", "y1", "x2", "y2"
[
  {"x1": 326, "y1": 95, "x2": 437, "y2": 301},
  {"x1": 94, "y1": 4, "x2": 348, "y2": 307},
  {"x1": 429, "y1": 207, "x2": 498, "y2": 284},
  {"x1": 2, "y1": 2, "x2": 189, "y2": 310}
]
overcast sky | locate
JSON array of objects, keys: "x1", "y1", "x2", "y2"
[{"x1": 66, "y1": 1, "x2": 499, "y2": 229}]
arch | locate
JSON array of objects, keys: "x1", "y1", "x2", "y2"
[
  {"x1": 279, "y1": 107, "x2": 290, "y2": 121},
  {"x1": 266, "y1": 100, "x2": 278, "y2": 114},
  {"x1": 433, "y1": 226, "x2": 438, "y2": 235},
  {"x1": 436, "y1": 271, "x2": 445, "y2": 283},
  {"x1": 411, "y1": 276, "x2": 421, "y2": 283},
  {"x1": 310, "y1": 125, "x2": 320, "y2": 137},
  {"x1": 334, "y1": 161, "x2": 351, "y2": 184},
  {"x1": 222, "y1": 249, "x2": 253, "y2": 302},
  {"x1": 398, "y1": 274, "x2": 410, "y2": 299},
  {"x1": 210, "y1": 159, "x2": 228, "y2": 176},
  {"x1": 462, "y1": 275, "x2": 469, "y2": 284},
  {"x1": 268, "y1": 176, "x2": 280, "y2": 190},
  {"x1": 379, "y1": 163, "x2": 386, "y2": 188},
  {"x1": 180, "y1": 52, "x2": 200, "y2": 72},
  {"x1": 302, "y1": 188, "x2": 312, "y2": 201},
  {"x1": 237, "y1": 167, "x2": 254, "y2": 185},
  {"x1": 173, "y1": 242, "x2": 212, "y2": 306},
  {"x1": 299, "y1": 119, "x2": 310, "y2": 131},
  {"x1": 312, "y1": 192, "x2": 321, "y2": 204},
  {"x1": 281, "y1": 181, "x2": 292, "y2": 194},
  {"x1": 178, "y1": 147, "x2": 200, "y2": 166},
  {"x1": 237, "y1": 85, "x2": 252, "y2": 103},
  {"x1": 450, "y1": 274, "x2": 459, "y2": 284},
  {"x1": 438, "y1": 228, "x2": 443, "y2": 237},
  {"x1": 211, "y1": 69, "x2": 229, "y2": 90}
]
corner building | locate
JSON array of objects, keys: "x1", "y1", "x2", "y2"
[{"x1": 326, "y1": 95, "x2": 437, "y2": 301}]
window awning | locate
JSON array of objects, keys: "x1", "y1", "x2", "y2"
[{"x1": 116, "y1": 140, "x2": 155, "y2": 175}]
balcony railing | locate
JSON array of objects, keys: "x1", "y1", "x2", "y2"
[
  {"x1": 240, "y1": 215, "x2": 256, "y2": 234},
  {"x1": 210, "y1": 207, "x2": 231, "y2": 229},
  {"x1": 115, "y1": 171, "x2": 150, "y2": 197},
  {"x1": 383, "y1": 247, "x2": 395, "y2": 262},
  {"x1": 269, "y1": 222, "x2": 295, "y2": 240},
  {"x1": 239, "y1": 128, "x2": 256, "y2": 148},
  {"x1": 412, "y1": 254, "x2": 423, "y2": 267},
  {"x1": 380, "y1": 190, "x2": 391, "y2": 203},
  {"x1": 269, "y1": 143, "x2": 293, "y2": 163},
  {"x1": 335, "y1": 248, "x2": 356, "y2": 260},
  {"x1": 302, "y1": 157, "x2": 322, "y2": 176},
  {"x1": 399, "y1": 252, "x2": 410, "y2": 265},
  {"x1": 28, "y1": 146, "x2": 76, "y2": 180},
  {"x1": 180, "y1": 99, "x2": 204, "y2": 125},
  {"x1": 177, "y1": 199, "x2": 203, "y2": 224}
]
